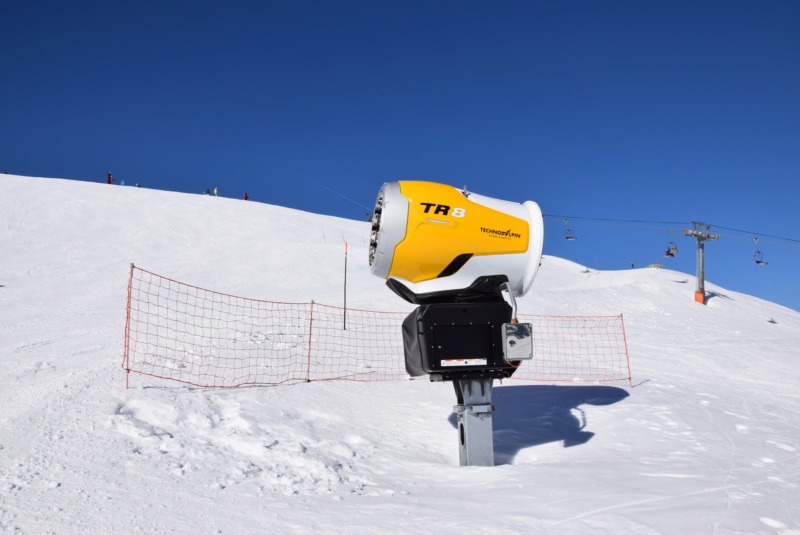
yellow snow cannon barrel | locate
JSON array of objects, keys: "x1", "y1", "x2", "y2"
[{"x1": 368, "y1": 181, "x2": 543, "y2": 303}]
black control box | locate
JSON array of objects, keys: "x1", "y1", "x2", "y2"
[{"x1": 401, "y1": 302, "x2": 518, "y2": 381}]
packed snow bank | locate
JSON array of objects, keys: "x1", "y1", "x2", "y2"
[{"x1": 2, "y1": 175, "x2": 800, "y2": 534}]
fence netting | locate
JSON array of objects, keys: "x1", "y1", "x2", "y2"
[{"x1": 123, "y1": 266, "x2": 631, "y2": 388}]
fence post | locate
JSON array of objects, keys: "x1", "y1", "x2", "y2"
[
  {"x1": 306, "y1": 301, "x2": 315, "y2": 382},
  {"x1": 619, "y1": 313, "x2": 633, "y2": 387},
  {"x1": 123, "y1": 263, "x2": 135, "y2": 389},
  {"x1": 343, "y1": 242, "x2": 348, "y2": 330}
]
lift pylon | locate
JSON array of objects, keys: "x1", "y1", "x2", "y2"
[{"x1": 683, "y1": 222, "x2": 719, "y2": 304}]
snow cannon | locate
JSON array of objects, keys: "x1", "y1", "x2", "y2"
[
  {"x1": 368, "y1": 179, "x2": 541, "y2": 380},
  {"x1": 369, "y1": 180, "x2": 543, "y2": 466},
  {"x1": 368, "y1": 181, "x2": 543, "y2": 304}
]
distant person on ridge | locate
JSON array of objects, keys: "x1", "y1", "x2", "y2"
[
  {"x1": 120, "y1": 179, "x2": 126, "y2": 186},
  {"x1": 243, "y1": 193, "x2": 249, "y2": 200},
  {"x1": 107, "y1": 173, "x2": 114, "y2": 184},
  {"x1": 203, "y1": 188, "x2": 210, "y2": 195},
  {"x1": 214, "y1": 187, "x2": 218, "y2": 197}
]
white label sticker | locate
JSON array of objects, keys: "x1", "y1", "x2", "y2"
[{"x1": 441, "y1": 359, "x2": 487, "y2": 367}]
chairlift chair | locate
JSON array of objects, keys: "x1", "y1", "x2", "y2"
[
  {"x1": 665, "y1": 230, "x2": 678, "y2": 257},
  {"x1": 753, "y1": 238, "x2": 768, "y2": 265},
  {"x1": 563, "y1": 219, "x2": 577, "y2": 240}
]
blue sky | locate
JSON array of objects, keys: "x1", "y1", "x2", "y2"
[{"x1": 3, "y1": 0, "x2": 799, "y2": 311}]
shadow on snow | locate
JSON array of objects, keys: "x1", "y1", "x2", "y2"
[{"x1": 448, "y1": 384, "x2": 629, "y2": 465}]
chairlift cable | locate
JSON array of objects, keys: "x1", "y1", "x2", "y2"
[
  {"x1": 543, "y1": 215, "x2": 800, "y2": 244},
  {"x1": 544, "y1": 214, "x2": 685, "y2": 226},
  {"x1": 710, "y1": 224, "x2": 800, "y2": 244}
]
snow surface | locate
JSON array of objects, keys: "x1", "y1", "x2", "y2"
[{"x1": 2, "y1": 174, "x2": 800, "y2": 534}]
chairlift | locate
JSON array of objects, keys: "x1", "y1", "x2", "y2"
[
  {"x1": 753, "y1": 237, "x2": 768, "y2": 265},
  {"x1": 664, "y1": 229, "x2": 678, "y2": 257},
  {"x1": 563, "y1": 219, "x2": 577, "y2": 240}
]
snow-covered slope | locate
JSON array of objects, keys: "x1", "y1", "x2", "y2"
[{"x1": 2, "y1": 175, "x2": 799, "y2": 534}]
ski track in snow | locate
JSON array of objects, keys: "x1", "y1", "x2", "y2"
[{"x1": 2, "y1": 175, "x2": 800, "y2": 534}]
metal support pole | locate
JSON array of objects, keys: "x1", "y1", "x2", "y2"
[
  {"x1": 696, "y1": 238, "x2": 705, "y2": 303},
  {"x1": 454, "y1": 379, "x2": 495, "y2": 467},
  {"x1": 684, "y1": 222, "x2": 719, "y2": 305}
]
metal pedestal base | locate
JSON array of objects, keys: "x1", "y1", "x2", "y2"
[{"x1": 454, "y1": 379, "x2": 495, "y2": 467}]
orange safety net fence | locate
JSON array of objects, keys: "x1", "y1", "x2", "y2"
[{"x1": 123, "y1": 266, "x2": 631, "y2": 388}]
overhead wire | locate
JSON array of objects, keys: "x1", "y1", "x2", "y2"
[
  {"x1": 542, "y1": 214, "x2": 800, "y2": 246},
  {"x1": 562, "y1": 221, "x2": 679, "y2": 233},
  {"x1": 708, "y1": 224, "x2": 800, "y2": 244},
  {"x1": 543, "y1": 214, "x2": 685, "y2": 226},
  {"x1": 717, "y1": 233, "x2": 800, "y2": 251}
]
